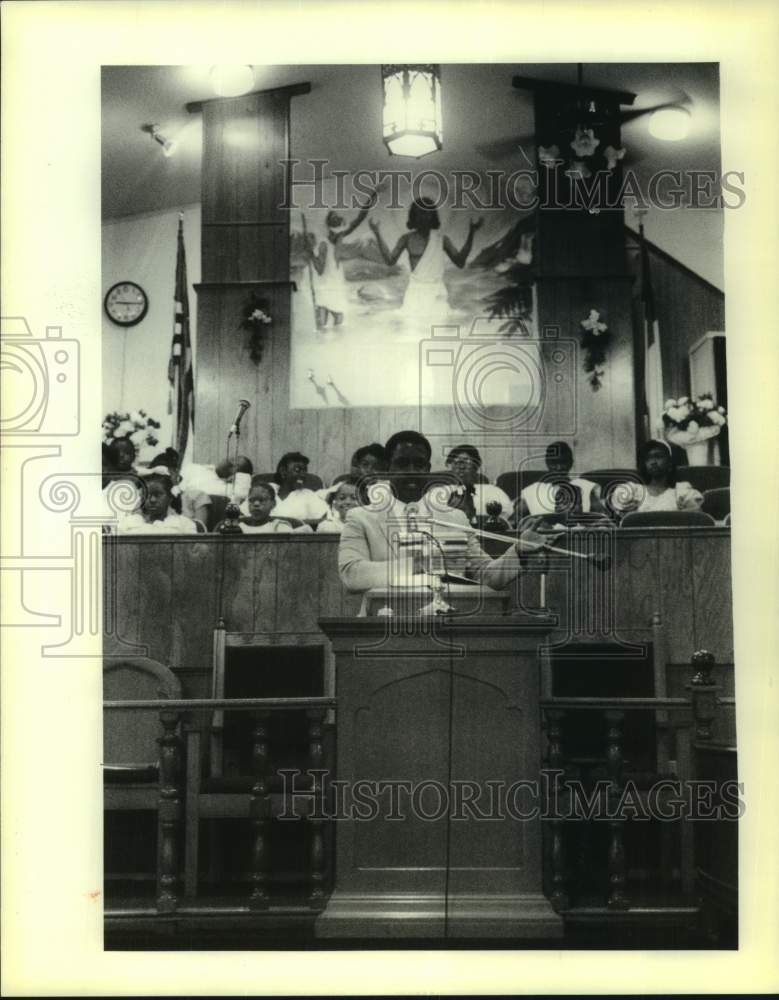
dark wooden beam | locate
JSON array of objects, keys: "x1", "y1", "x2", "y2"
[
  {"x1": 513, "y1": 75, "x2": 636, "y2": 107},
  {"x1": 186, "y1": 81, "x2": 311, "y2": 114}
]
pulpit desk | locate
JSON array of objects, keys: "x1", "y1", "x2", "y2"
[{"x1": 316, "y1": 589, "x2": 562, "y2": 939}]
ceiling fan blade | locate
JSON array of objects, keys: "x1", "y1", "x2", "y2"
[
  {"x1": 617, "y1": 89, "x2": 692, "y2": 123},
  {"x1": 474, "y1": 133, "x2": 536, "y2": 160}
]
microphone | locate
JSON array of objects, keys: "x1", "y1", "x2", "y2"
[
  {"x1": 405, "y1": 503, "x2": 419, "y2": 533},
  {"x1": 228, "y1": 399, "x2": 251, "y2": 437}
]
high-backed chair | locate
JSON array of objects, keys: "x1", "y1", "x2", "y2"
[
  {"x1": 700, "y1": 488, "x2": 730, "y2": 523},
  {"x1": 184, "y1": 624, "x2": 331, "y2": 900},
  {"x1": 432, "y1": 469, "x2": 490, "y2": 484},
  {"x1": 496, "y1": 469, "x2": 547, "y2": 501},
  {"x1": 103, "y1": 657, "x2": 183, "y2": 910},
  {"x1": 252, "y1": 471, "x2": 324, "y2": 491},
  {"x1": 676, "y1": 465, "x2": 730, "y2": 493},
  {"x1": 620, "y1": 510, "x2": 716, "y2": 529}
]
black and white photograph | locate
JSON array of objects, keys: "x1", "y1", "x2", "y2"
[
  {"x1": 99, "y1": 57, "x2": 737, "y2": 948},
  {"x1": 2, "y1": 1, "x2": 778, "y2": 995}
]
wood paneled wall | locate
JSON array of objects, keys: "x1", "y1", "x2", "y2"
[
  {"x1": 626, "y1": 230, "x2": 725, "y2": 401},
  {"x1": 103, "y1": 529, "x2": 733, "y2": 697}
]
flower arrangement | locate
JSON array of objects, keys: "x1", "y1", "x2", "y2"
[
  {"x1": 579, "y1": 309, "x2": 612, "y2": 390},
  {"x1": 662, "y1": 394, "x2": 727, "y2": 446},
  {"x1": 240, "y1": 293, "x2": 273, "y2": 363},
  {"x1": 102, "y1": 410, "x2": 160, "y2": 448}
]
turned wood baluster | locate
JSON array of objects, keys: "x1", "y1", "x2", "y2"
[
  {"x1": 688, "y1": 650, "x2": 719, "y2": 742},
  {"x1": 249, "y1": 711, "x2": 271, "y2": 910},
  {"x1": 604, "y1": 709, "x2": 629, "y2": 910},
  {"x1": 544, "y1": 708, "x2": 570, "y2": 912},
  {"x1": 156, "y1": 709, "x2": 182, "y2": 913},
  {"x1": 307, "y1": 708, "x2": 327, "y2": 907}
]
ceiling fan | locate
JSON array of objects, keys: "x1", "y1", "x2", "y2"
[{"x1": 475, "y1": 64, "x2": 691, "y2": 163}]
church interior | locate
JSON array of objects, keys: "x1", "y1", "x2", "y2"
[{"x1": 100, "y1": 62, "x2": 737, "y2": 951}]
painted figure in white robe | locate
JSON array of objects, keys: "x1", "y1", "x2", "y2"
[
  {"x1": 307, "y1": 183, "x2": 383, "y2": 329},
  {"x1": 369, "y1": 198, "x2": 482, "y2": 327}
]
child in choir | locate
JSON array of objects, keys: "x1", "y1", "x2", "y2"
[
  {"x1": 436, "y1": 445, "x2": 513, "y2": 524},
  {"x1": 317, "y1": 478, "x2": 360, "y2": 534},
  {"x1": 513, "y1": 441, "x2": 602, "y2": 523},
  {"x1": 214, "y1": 454, "x2": 254, "y2": 502},
  {"x1": 225, "y1": 482, "x2": 294, "y2": 534},
  {"x1": 268, "y1": 452, "x2": 329, "y2": 521},
  {"x1": 148, "y1": 449, "x2": 211, "y2": 526},
  {"x1": 612, "y1": 439, "x2": 702, "y2": 515},
  {"x1": 116, "y1": 473, "x2": 198, "y2": 534},
  {"x1": 104, "y1": 437, "x2": 139, "y2": 485}
]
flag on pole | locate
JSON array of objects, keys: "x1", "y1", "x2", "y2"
[
  {"x1": 639, "y1": 221, "x2": 664, "y2": 438},
  {"x1": 168, "y1": 214, "x2": 194, "y2": 459}
]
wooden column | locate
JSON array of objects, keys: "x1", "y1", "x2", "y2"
[
  {"x1": 190, "y1": 84, "x2": 310, "y2": 465},
  {"x1": 514, "y1": 76, "x2": 638, "y2": 470}
]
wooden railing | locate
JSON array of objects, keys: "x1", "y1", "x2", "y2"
[
  {"x1": 540, "y1": 680, "x2": 736, "y2": 916},
  {"x1": 104, "y1": 696, "x2": 336, "y2": 914}
]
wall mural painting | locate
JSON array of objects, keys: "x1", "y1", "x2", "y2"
[{"x1": 290, "y1": 177, "x2": 539, "y2": 410}]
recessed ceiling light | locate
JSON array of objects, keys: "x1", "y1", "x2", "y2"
[
  {"x1": 210, "y1": 65, "x2": 255, "y2": 98},
  {"x1": 648, "y1": 107, "x2": 691, "y2": 141}
]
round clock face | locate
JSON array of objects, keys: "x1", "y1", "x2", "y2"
[{"x1": 104, "y1": 281, "x2": 149, "y2": 327}]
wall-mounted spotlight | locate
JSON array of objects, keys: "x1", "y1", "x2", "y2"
[
  {"x1": 210, "y1": 65, "x2": 255, "y2": 98},
  {"x1": 142, "y1": 123, "x2": 177, "y2": 157}
]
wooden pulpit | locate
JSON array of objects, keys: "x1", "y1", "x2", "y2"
[{"x1": 316, "y1": 602, "x2": 562, "y2": 939}]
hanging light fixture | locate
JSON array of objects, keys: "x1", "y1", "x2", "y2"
[{"x1": 381, "y1": 64, "x2": 443, "y2": 158}]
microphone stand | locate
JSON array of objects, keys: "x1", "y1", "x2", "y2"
[
  {"x1": 415, "y1": 527, "x2": 456, "y2": 616},
  {"x1": 217, "y1": 413, "x2": 246, "y2": 535}
]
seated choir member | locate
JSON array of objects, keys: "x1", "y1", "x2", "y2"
[
  {"x1": 214, "y1": 454, "x2": 254, "y2": 502},
  {"x1": 434, "y1": 444, "x2": 513, "y2": 524},
  {"x1": 320, "y1": 442, "x2": 388, "y2": 502},
  {"x1": 513, "y1": 441, "x2": 602, "y2": 522},
  {"x1": 264, "y1": 452, "x2": 329, "y2": 521},
  {"x1": 316, "y1": 478, "x2": 360, "y2": 534},
  {"x1": 337, "y1": 429, "x2": 552, "y2": 593},
  {"x1": 148, "y1": 449, "x2": 211, "y2": 525},
  {"x1": 116, "y1": 472, "x2": 198, "y2": 534},
  {"x1": 103, "y1": 437, "x2": 139, "y2": 487},
  {"x1": 350, "y1": 442, "x2": 388, "y2": 479},
  {"x1": 221, "y1": 482, "x2": 294, "y2": 534},
  {"x1": 612, "y1": 439, "x2": 703, "y2": 515}
]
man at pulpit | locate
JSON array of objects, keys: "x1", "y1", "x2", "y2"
[{"x1": 337, "y1": 429, "x2": 549, "y2": 593}]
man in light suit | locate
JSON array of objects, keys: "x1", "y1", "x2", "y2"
[{"x1": 338, "y1": 429, "x2": 550, "y2": 594}]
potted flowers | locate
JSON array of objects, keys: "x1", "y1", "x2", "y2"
[
  {"x1": 240, "y1": 294, "x2": 273, "y2": 364},
  {"x1": 579, "y1": 309, "x2": 612, "y2": 390},
  {"x1": 102, "y1": 410, "x2": 161, "y2": 449},
  {"x1": 661, "y1": 394, "x2": 727, "y2": 464}
]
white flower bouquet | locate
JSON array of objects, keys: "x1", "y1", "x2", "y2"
[
  {"x1": 662, "y1": 393, "x2": 727, "y2": 447},
  {"x1": 102, "y1": 409, "x2": 161, "y2": 448}
]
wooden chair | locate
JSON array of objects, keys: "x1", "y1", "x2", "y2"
[
  {"x1": 432, "y1": 469, "x2": 490, "y2": 484},
  {"x1": 496, "y1": 469, "x2": 547, "y2": 501},
  {"x1": 252, "y1": 471, "x2": 324, "y2": 491},
  {"x1": 620, "y1": 510, "x2": 716, "y2": 528},
  {"x1": 103, "y1": 657, "x2": 183, "y2": 911},
  {"x1": 183, "y1": 623, "x2": 333, "y2": 903},
  {"x1": 676, "y1": 465, "x2": 730, "y2": 493},
  {"x1": 700, "y1": 487, "x2": 730, "y2": 524}
]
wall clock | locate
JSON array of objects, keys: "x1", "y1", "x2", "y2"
[{"x1": 104, "y1": 281, "x2": 149, "y2": 327}]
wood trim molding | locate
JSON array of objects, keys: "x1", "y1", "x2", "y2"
[{"x1": 186, "y1": 81, "x2": 311, "y2": 114}]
